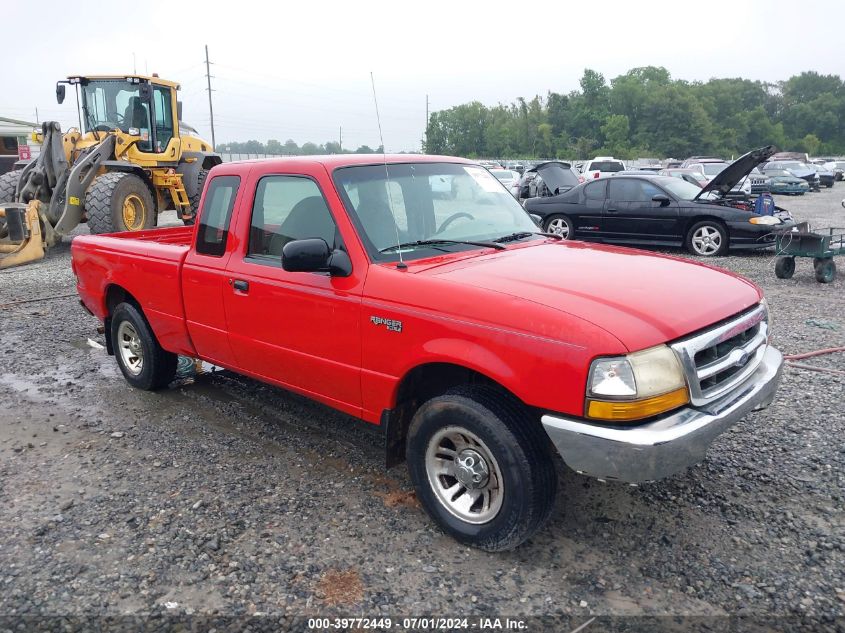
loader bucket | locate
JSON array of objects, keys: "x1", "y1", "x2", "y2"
[{"x1": 0, "y1": 201, "x2": 46, "y2": 269}]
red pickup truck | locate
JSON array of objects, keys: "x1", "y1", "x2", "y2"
[{"x1": 72, "y1": 155, "x2": 783, "y2": 550}]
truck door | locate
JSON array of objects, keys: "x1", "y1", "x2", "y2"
[
  {"x1": 182, "y1": 173, "x2": 242, "y2": 367},
  {"x1": 222, "y1": 172, "x2": 363, "y2": 417}
]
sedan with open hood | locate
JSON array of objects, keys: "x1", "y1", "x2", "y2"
[{"x1": 524, "y1": 146, "x2": 795, "y2": 256}]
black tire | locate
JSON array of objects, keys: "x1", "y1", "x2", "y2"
[
  {"x1": 0, "y1": 169, "x2": 23, "y2": 238},
  {"x1": 543, "y1": 214, "x2": 575, "y2": 240},
  {"x1": 686, "y1": 220, "x2": 728, "y2": 257},
  {"x1": 86, "y1": 172, "x2": 155, "y2": 234},
  {"x1": 814, "y1": 259, "x2": 836, "y2": 284},
  {"x1": 110, "y1": 302, "x2": 177, "y2": 390},
  {"x1": 185, "y1": 169, "x2": 209, "y2": 226},
  {"x1": 775, "y1": 256, "x2": 795, "y2": 279},
  {"x1": 406, "y1": 385, "x2": 557, "y2": 551}
]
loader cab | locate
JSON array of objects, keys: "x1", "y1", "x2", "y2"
[{"x1": 64, "y1": 75, "x2": 181, "y2": 160}]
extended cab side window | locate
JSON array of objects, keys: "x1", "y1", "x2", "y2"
[
  {"x1": 196, "y1": 175, "x2": 240, "y2": 257},
  {"x1": 248, "y1": 176, "x2": 338, "y2": 259}
]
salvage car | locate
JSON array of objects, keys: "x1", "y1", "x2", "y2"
[
  {"x1": 525, "y1": 146, "x2": 794, "y2": 256},
  {"x1": 762, "y1": 160, "x2": 820, "y2": 191},
  {"x1": 518, "y1": 161, "x2": 578, "y2": 201},
  {"x1": 761, "y1": 168, "x2": 810, "y2": 195},
  {"x1": 72, "y1": 154, "x2": 783, "y2": 551},
  {"x1": 658, "y1": 168, "x2": 710, "y2": 187},
  {"x1": 811, "y1": 163, "x2": 836, "y2": 188}
]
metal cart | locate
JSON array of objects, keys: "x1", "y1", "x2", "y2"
[{"x1": 774, "y1": 223, "x2": 845, "y2": 283}]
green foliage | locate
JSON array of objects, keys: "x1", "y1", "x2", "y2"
[
  {"x1": 423, "y1": 67, "x2": 845, "y2": 159},
  {"x1": 216, "y1": 138, "x2": 388, "y2": 155}
]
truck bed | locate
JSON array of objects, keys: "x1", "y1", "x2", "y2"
[{"x1": 72, "y1": 226, "x2": 197, "y2": 357}]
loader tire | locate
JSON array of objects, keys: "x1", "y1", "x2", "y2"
[
  {"x1": 86, "y1": 172, "x2": 155, "y2": 235},
  {"x1": 0, "y1": 169, "x2": 23, "y2": 238},
  {"x1": 185, "y1": 169, "x2": 209, "y2": 226}
]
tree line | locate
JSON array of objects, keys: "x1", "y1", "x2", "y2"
[
  {"x1": 423, "y1": 67, "x2": 845, "y2": 160},
  {"x1": 216, "y1": 138, "x2": 384, "y2": 155}
]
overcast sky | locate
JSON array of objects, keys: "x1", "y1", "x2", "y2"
[{"x1": 3, "y1": 0, "x2": 843, "y2": 152}]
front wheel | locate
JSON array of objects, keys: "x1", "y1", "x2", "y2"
[
  {"x1": 543, "y1": 214, "x2": 574, "y2": 239},
  {"x1": 686, "y1": 220, "x2": 728, "y2": 256},
  {"x1": 406, "y1": 386, "x2": 557, "y2": 551},
  {"x1": 86, "y1": 172, "x2": 155, "y2": 234},
  {"x1": 814, "y1": 258, "x2": 836, "y2": 283},
  {"x1": 111, "y1": 302, "x2": 177, "y2": 390},
  {"x1": 775, "y1": 256, "x2": 795, "y2": 279}
]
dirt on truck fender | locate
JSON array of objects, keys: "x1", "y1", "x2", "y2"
[{"x1": 72, "y1": 154, "x2": 783, "y2": 551}]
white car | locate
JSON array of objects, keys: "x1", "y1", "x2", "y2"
[
  {"x1": 491, "y1": 169, "x2": 520, "y2": 195},
  {"x1": 578, "y1": 157, "x2": 626, "y2": 181},
  {"x1": 687, "y1": 161, "x2": 752, "y2": 196}
]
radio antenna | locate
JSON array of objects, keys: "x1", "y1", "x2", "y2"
[{"x1": 370, "y1": 72, "x2": 406, "y2": 270}]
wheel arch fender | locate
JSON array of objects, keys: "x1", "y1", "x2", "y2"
[
  {"x1": 177, "y1": 152, "x2": 222, "y2": 198},
  {"x1": 382, "y1": 341, "x2": 529, "y2": 468}
]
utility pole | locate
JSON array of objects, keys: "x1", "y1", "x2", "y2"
[
  {"x1": 34, "y1": 108, "x2": 39, "y2": 124},
  {"x1": 339, "y1": 126, "x2": 342, "y2": 152},
  {"x1": 205, "y1": 45, "x2": 216, "y2": 149},
  {"x1": 424, "y1": 94, "x2": 429, "y2": 152}
]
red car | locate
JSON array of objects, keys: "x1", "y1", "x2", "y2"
[{"x1": 72, "y1": 155, "x2": 783, "y2": 550}]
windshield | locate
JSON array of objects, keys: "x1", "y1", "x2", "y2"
[
  {"x1": 589, "y1": 161, "x2": 624, "y2": 172},
  {"x1": 699, "y1": 163, "x2": 726, "y2": 176},
  {"x1": 766, "y1": 169, "x2": 793, "y2": 177},
  {"x1": 81, "y1": 80, "x2": 149, "y2": 135},
  {"x1": 333, "y1": 162, "x2": 538, "y2": 262},
  {"x1": 775, "y1": 162, "x2": 803, "y2": 170},
  {"x1": 493, "y1": 170, "x2": 517, "y2": 181},
  {"x1": 660, "y1": 178, "x2": 703, "y2": 200}
]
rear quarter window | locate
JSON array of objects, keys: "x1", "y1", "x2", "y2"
[{"x1": 196, "y1": 175, "x2": 240, "y2": 257}]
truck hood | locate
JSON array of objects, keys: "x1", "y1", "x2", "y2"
[
  {"x1": 424, "y1": 241, "x2": 762, "y2": 351},
  {"x1": 694, "y1": 145, "x2": 777, "y2": 200}
]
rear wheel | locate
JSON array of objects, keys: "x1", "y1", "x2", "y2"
[
  {"x1": 543, "y1": 214, "x2": 574, "y2": 239},
  {"x1": 110, "y1": 302, "x2": 177, "y2": 390},
  {"x1": 86, "y1": 172, "x2": 155, "y2": 234},
  {"x1": 686, "y1": 220, "x2": 728, "y2": 256},
  {"x1": 406, "y1": 386, "x2": 557, "y2": 551},
  {"x1": 185, "y1": 169, "x2": 209, "y2": 226},
  {"x1": 775, "y1": 256, "x2": 795, "y2": 279},
  {"x1": 0, "y1": 169, "x2": 23, "y2": 238}
]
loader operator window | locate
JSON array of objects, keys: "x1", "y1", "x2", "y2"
[
  {"x1": 153, "y1": 86, "x2": 174, "y2": 153},
  {"x1": 81, "y1": 80, "x2": 152, "y2": 151}
]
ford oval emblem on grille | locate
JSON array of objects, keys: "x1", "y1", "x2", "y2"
[{"x1": 734, "y1": 350, "x2": 750, "y2": 368}]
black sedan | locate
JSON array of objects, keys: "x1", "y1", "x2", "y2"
[{"x1": 524, "y1": 147, "x2": 794, "y2": 256}]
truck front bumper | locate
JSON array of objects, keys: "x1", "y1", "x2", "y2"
[{"x1": 540, "y1": 345, "x2": 783, "y2": 483}]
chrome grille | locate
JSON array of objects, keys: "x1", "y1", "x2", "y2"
[{"x1": 670, "y1": 303, "x2": 769, "y2": 406}]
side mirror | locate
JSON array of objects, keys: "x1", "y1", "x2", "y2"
[
  {"x1": 282, "y1": 238, "x2": 352, "y2": 276},
  {"x1": 652, "y1": 193, "x2": 671, "y2": 206},
  {"x1": 177, "y1": 101, "x2": 183, "y2": 120},
  {"x1": 529, "y1": 213, "x2": 543, "y2": 228},
  {"x1": 56, "y1": 84, "x2": 66, "y2": 104},
  {"x1": 139, "y1": 83, "x2": 152, "y2": 101}
]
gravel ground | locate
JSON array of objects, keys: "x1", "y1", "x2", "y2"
[{"x1": 0, "y1": 185, "x2": 843, "y2": 629}]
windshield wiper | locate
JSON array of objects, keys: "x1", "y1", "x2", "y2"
[
  {"x1": 493, "y1": 231, "x2": 563, "y2": 243},
  {"x1": 379, "y1": 239, "x2": 506, "y2": 254}
]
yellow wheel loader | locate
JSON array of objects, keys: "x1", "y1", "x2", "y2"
[{"x1": 0, "y1": 74, "x2": 221, "y2": 268}]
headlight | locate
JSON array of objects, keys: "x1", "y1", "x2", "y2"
[
  {"x1": 749, "y1": 216, "x2": 781, "y2": 225},
  {"x1": 586, "y1": 345, "x2": 689, "y2": 422}
]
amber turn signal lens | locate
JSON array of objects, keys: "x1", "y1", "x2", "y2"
[{"x1": 586, "y1": 387, "x2": 690, "y2": 422}]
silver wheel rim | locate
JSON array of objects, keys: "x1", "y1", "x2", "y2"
[
  {"x1": 425, "y1": 426, "x2": 504, "y2": 525},
  {"x1": 547, "y1": 217, "x2": 570, "y2": 238},
  {"x1": 691, "y1": 225, "x2": 722, "y2": 255},
  {"x1": 117, "y1": 321, "x2": 144, "y2": 376}
]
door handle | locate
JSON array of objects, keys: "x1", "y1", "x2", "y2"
[
  {"x1": 606, "y1": 207, "x2": 619, "y2": 214},
  {"x1": 232, "y1": 279, "x2": 249, "y2": 292}
]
